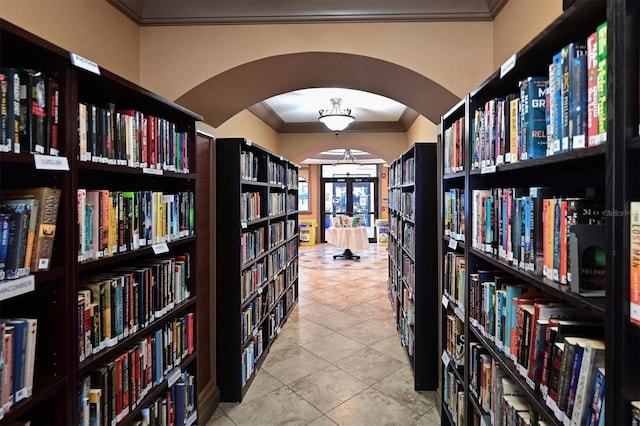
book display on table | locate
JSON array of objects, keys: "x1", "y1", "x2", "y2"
[
  {"x1": 387, "y1": 143, "x2": 438, "y2": 390},
  {"x1": 0, "y1": 19, "x2": 204, "y2": 425},
  {"x1": 437, "y1": 1, "x2": 640, "y2": 424},
  {"x1": 215, "y1": 138, "x2": 299, "y2": 402}
]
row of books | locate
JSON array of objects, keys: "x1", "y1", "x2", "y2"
[
  {"x1": 469, "y1": 342, "x2": 605, "y2": 426},
  {"x1": 403, "y1": 223, "x2": 414, "y2": 256},
  {"x1": 0, "y1": 68, "x2": 60, "y2": 156},
  {"x1": 135, "y1": 374, "x2": 197, "y2": 426},
  {"x1": 78, "y1": 103, "x2": 190, "y2": 173},
  {"x1": 240, "y1": 259, "x2": 267, "y2": 303},
  {"x1": 241, "y1": 297, "x2": 291, "y2": 388},
  {"x1": 443, "y1": 368, "x2": 465, "y2": 425},
  {"x1": 241, "y1": 228, "x2": 265, "y2": 266},
  {"x1": 470, "y1": 187, "x2": 604, "y2": 291},
  {"x1": 267, "y1": 159, "x2": 287, "y2": 186},
  {"x1": 241, "y1": 192, "x2": 261, "y2": 223},
  {"x1": 77, "y1": 254, "x2": 192, "y2": 362},
  {"x1": 77, "y1": 190, "x2": 195, "y2": 263},
  {"x1": 387, "y1": 191, "x2": 416, "y2": 221},
  {"x1": 268, "y1": 193, "x2": 286, "y2": 216},
  {"x1": 240, "y1": 149, "x2": 261, "y2": 181},
  {"x1": 470, "y1": 22, "x2": 607, "y2": 170},
  {"x1": 0, "y1": 187, "x2": 61, "y2": 280},
  {"x1": 443, "y1": 252, "x2": 466, "y2": 310},
  {"x1": 468, "y1": 271, "x2": 606, "y2": 424},
  {"x1": 0, "y1": 318, "x2": 37, "y2": 415},
  {"x1": 445, "y1": 314, "x2": 464, "y2": 367},
  {"x1": 285, "y1": 168, "x2": 298, "y2": 189},
  {"x1": 388, "y1": 161, "x2": 403, "y2": 187},
  {"x1": 241, "y1": 273, "x2": 286, "y2": 344},
  {"x1": 629, "y1": 202, "x2": 640, "y2": 326},
  {"x1": 443, "y1": 117, "x2": 465, "y2": 174},
  {"x1": 79, "y1": 343, "x2": 195, "y2": 426},
  {"x1": 444, "y1": 188, "x2": 466, "y2": 242}
]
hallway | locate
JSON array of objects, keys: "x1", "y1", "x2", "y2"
[{"x1": 207, "y1": 244, "x2": 440, "y2": 426}]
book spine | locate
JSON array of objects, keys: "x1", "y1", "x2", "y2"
[
  {"x1": 570, "y1": 55, "x2": 588, "y2": 149},
  {"x1": 520, "y1": 77, "x2": 548, "y2": 160},
  {"x1": 631, "y1": 202, "x2": 640, "y2": 325},
  {"x1": 596, "y1": 23, "x2": 607, "y2": 144},
  {"x1": 586, "y1": 31, "x2": 599, "y2": 147}
]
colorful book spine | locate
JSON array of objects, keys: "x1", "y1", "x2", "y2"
[
  {"x1": 519, "y1": 76, "x2": 548, "y2": 160},
  {"x1": 595, "y1": 22, "x2": 607, "y2": 144},
  {"x1": 630, "y1": 202, "x2": 640, "y2": 325}
]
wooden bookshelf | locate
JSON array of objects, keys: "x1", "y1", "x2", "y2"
[
  {"x1": 387, "y1": 143, "x2": 438, "y2": 390},
  {"x1": 215, "y1": 138, "x2": 299, "y2": 402},
  {"x1": 0, "y1": 18, "x2": 208, "y2": 425},
  {"x1": 437, "y1": 1, "x2": 639, "y2": 424}
]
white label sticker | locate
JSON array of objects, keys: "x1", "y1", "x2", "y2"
[
  {"x1": 70, "y1": 53, "x2": 101, "y2": 75},
  {"x1": 152, "y1": 243, "x2": 169, "y2": 254},
  {"x1": 34, "y1": 154, "x2": 70, "y2": 171},
  {"x1": 448, "y1": 238, "x2": 458, "y2": 250},
  {"x1": 500, "y1": 53, "x2": 517, "y2": 78}
]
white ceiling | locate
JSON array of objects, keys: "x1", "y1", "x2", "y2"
[{"x1": 263, "y1": 88, "x2": 406, "y2": 124}]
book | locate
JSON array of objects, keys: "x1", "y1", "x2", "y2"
[
  {"x1": 586, "y1": 368, "x2": 605, "y2": 426},
  {"x1": 586, "y1": 31, "x2": 600, "y2": 147},
  {"x1": 0, "y1": 68, "x2": 20, "y2": 153},
  {"x1": 89, "y1": 388, "x2": 102, "y2": 426},
  {"x1": 1, "y1": 187, "x2": 62, "y2": 272},
  {"x1": 560, "y1": 42, "x2": 587, "y2": 152},
  {"x1": 0, "y1": 214, "x2": 9, "y2": 280},
  {"x1": 569, "y1": 54, "x2": 588, "y2": 149},
  {"x1": 595, "y1": 22, "x2": 607, "y2": 144},
  {"x1": 631, "y1": 201, "x2": 640, "y2": 325},
  {"x1": 4, "y1": 319, "x2": 28, "y2": 403},
  {"x1": 519, "y1": 76, "x2": 548, "y2": 160},
  {"x1": 570, "y1": 339, "x2": 605, "y2": 426},
  {"x1": 1, "y1": 198, "x2": 39, "y2": 276},
  {"x1": 18, "y1": 69, "x2": 46, "y2": 154},
  {"x1": 15, "y1": 318, "x2": 37, "y2": 393},
  {"x1": 45, "y1": 77, "x2": 60, "y2": 155},
  {"x1": 0, "y1": 201, "x2": 31, "y2": 279},
  {"x1": 2, "y1": 325, "x2": 14, "y2": 409},
  {"x1": 569, "y1": 224, "x2": 606, "y2": 296}
]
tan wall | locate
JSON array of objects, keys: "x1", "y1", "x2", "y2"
[
  {"x1": 492, "y1": 0, "x2": 563, "y2": 69},
  {"x1": 278, "y1": 132, "x2": 406, "y2": 165},
  {"x1": 215, "y1": 110, "x2": 279, "y2": 152},
  {"x1": 0, "y1": 0, "x2": 141, "y2": 84},
  {"x1": 139, "y1": 21, "x2": 494, "y2": 104},
  {"x1": 406, "y1": 116, "x2": 439, "y2": 148}
]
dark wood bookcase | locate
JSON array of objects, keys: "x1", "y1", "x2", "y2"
[
  {"x1": 437, "y1": 1, "x2": 640, "y2": 424},
  {"x1": 215, "y1": 138, "x2": 299, "y2": 402},
  {"x1": 387, "y1": 143, "x2": 438, "y2": 391},
  {"x1": 0, "y1": 19, "x2": 208, "y2": 425}
]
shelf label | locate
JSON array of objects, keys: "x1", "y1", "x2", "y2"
[
  {"x1": 454, "y1": 307, "x2": 465, "y2": 321},
  {"x1": 167, "y1": 367, "x2": 182, "y2": 387},
  {"x1": 500, "y1": 53, "x2": 517, "y2": 78},
  {"x1": 241, "y1": 222, "x2": 247, "y2": 229},
  {"x1": 442, "y1": 294, "x2": 449, "y2": 308},
  {"x1": 0, "y1": 275, "x2": 35, "y2": 301},
  {"x1": 246, "y1": 139, "x2": 253, "y2": 146},
  {"x1": 143, "y1": 167, "x2": 163, "y2": 175},
  {"x1": 448, "y1": 238, "x2": 458, "y2": 250},
  {"x1": 480, "y1": 165, "x2": 496, "y2": 174},
  {"x1": 34, "y1": 154, "x2": 69, "y2": 171},
  {"x1": 70, "y1": 53, "x2": 101, "y2": 75},
  {"x1": 152, "y1": 243, "x2": 169, "y2": 254}
]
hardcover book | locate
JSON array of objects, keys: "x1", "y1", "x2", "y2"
[
  {"x1": 632, "y1": 202, "x2": 640, "y2": 325},
  {"x1": 0, "y1": 68, "x2": 20, "y2": 153}
]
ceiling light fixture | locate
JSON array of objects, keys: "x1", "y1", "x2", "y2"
[
  {"x1": 318, "y1": 98, "x2": 355, "y2": 132},
  {"x1": 334, "y1": 149, "x2": 362, "y2": 167}
]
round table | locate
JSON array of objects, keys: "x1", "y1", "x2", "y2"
[{"x1": 325, "y1": 226, "x2": 370, "y2": 260}]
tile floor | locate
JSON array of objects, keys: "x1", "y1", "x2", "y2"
[{"x1": 206, "y1": 243, "x2": 440, "y2": 426}]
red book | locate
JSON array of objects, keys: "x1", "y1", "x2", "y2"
[
  {"x1": 187, "y1": 312, "x2": 194, "y2": 355},
  {"x1": 3, "y1": 325, "x2": 14, "y2": 407},
  {"x1": 115, "y1": 354, "x2": 123, "y2": 421}
]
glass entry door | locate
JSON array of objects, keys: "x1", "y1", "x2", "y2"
[{"x1": 322, "y1": 177, "x2": 378, "y2": 242}]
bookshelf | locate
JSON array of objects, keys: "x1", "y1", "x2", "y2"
[
  {"x1": 387, "y1": 143, "x2": 438, "y2": 391},
  {"x1": 215, "y1": 138, "x2": 299, "y2": 402},
  {"x1": 0, "y1": 19, "x2": 207, "y2": 425},
  {"x1": 437, "y1": 1, "x2": 638, "y2": 424}
]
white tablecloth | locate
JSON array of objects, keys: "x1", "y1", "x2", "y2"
[{"x1": 325, "y1": 227, "x2": 370, "y2": 251}]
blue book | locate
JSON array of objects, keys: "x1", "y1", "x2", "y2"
[
  {"x1": 519, "y1": 76, "x2": 548, "y2": 160},
  {"x1": 4, "y1": 319, "x2": 27, "y2": 403},
  {"x1": 173, "y1": 379, "x2": 187, "y2": 425},
  {"x1": 551, "y1": 52, "x2": 563, "y2": 155},
  {"x1": 570, "y1": 55, "x2": 588, "y2": 149},
  {"x1": 587, "y1": 368, "x2": 605, "y2": 426},
  {"x1": 0, "y1": 214, "x2": 10, "y2": 280},
  {"x1": 504, "y1": 284, "x2": 526, "y2": 353},
  {"x1": 561, "y1": 42, "x2": 587, "y2": 151}
]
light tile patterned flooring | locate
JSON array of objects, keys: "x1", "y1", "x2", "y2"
[{"x1": 206, "y1": 243, "x2": 440, "y2": 426}]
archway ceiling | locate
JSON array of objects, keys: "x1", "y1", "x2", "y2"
[
  {"x1": 175, "y1": 52, "x2": 461, "y2": 131},
  {"x1": 109, "y1": 0, "x2": 507, "y2": 25}
]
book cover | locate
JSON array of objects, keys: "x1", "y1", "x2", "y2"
[
  {"x1": 586, "y1": 368, "x2": 605, "y2": 426},
  {"x1": 561, "y1": 42, "x2": 587, "y2": 151},
  {"x1": 565, "y1": 337, "x2": 585, "y2": 419},
  {"x1": 4, "y1": 319, "x2": 27, "y2": 403},
  {"x1": 1, "y1": 198, "x2": 39, "y2": 276},
  {"x1": 519, "y1": 76, "x2": 548, "y2": 160},
  {"x1": 0, "y1": 202, "x2": 30, "y2": 279},
  {"x1": 570, "y1": 339, "x2": 605, "y2": 426},
  {"x1": 586, "y1": 31, "x2": 600, "y2": 147},
  {"x1": 2, "y1": 187, "x2": 61, "y2": 272},
  {"x1": 0, "y1": 68, "x2": 20, "y2": 153},
  {"x1": 0, "y1": 214, "x2": 9, "y2": 280},
  {"x1": 632, "y1": 202, "x2": 640, "y2": 325},
  {"x1": 89, "y1": 388, "x2": 102, "y2": 426},
  {"x1": 16, "y1": 318, "x2": 37, "y2": 393},
  {"x1": 2, "y1": 325, "x2": 14, "y2": 409},
  {"x1": 595, "y1": 22, "x2": 607, "y2": 144},
  {"x1": 18, "y1": 70, "x2": 45, "y2": 154},
  {"x1": 45, "y1": 77, "x2": 60, "y2": 155},
  {"x1": 569, "y1": 55, "x2": 588, "y2": 149}
]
